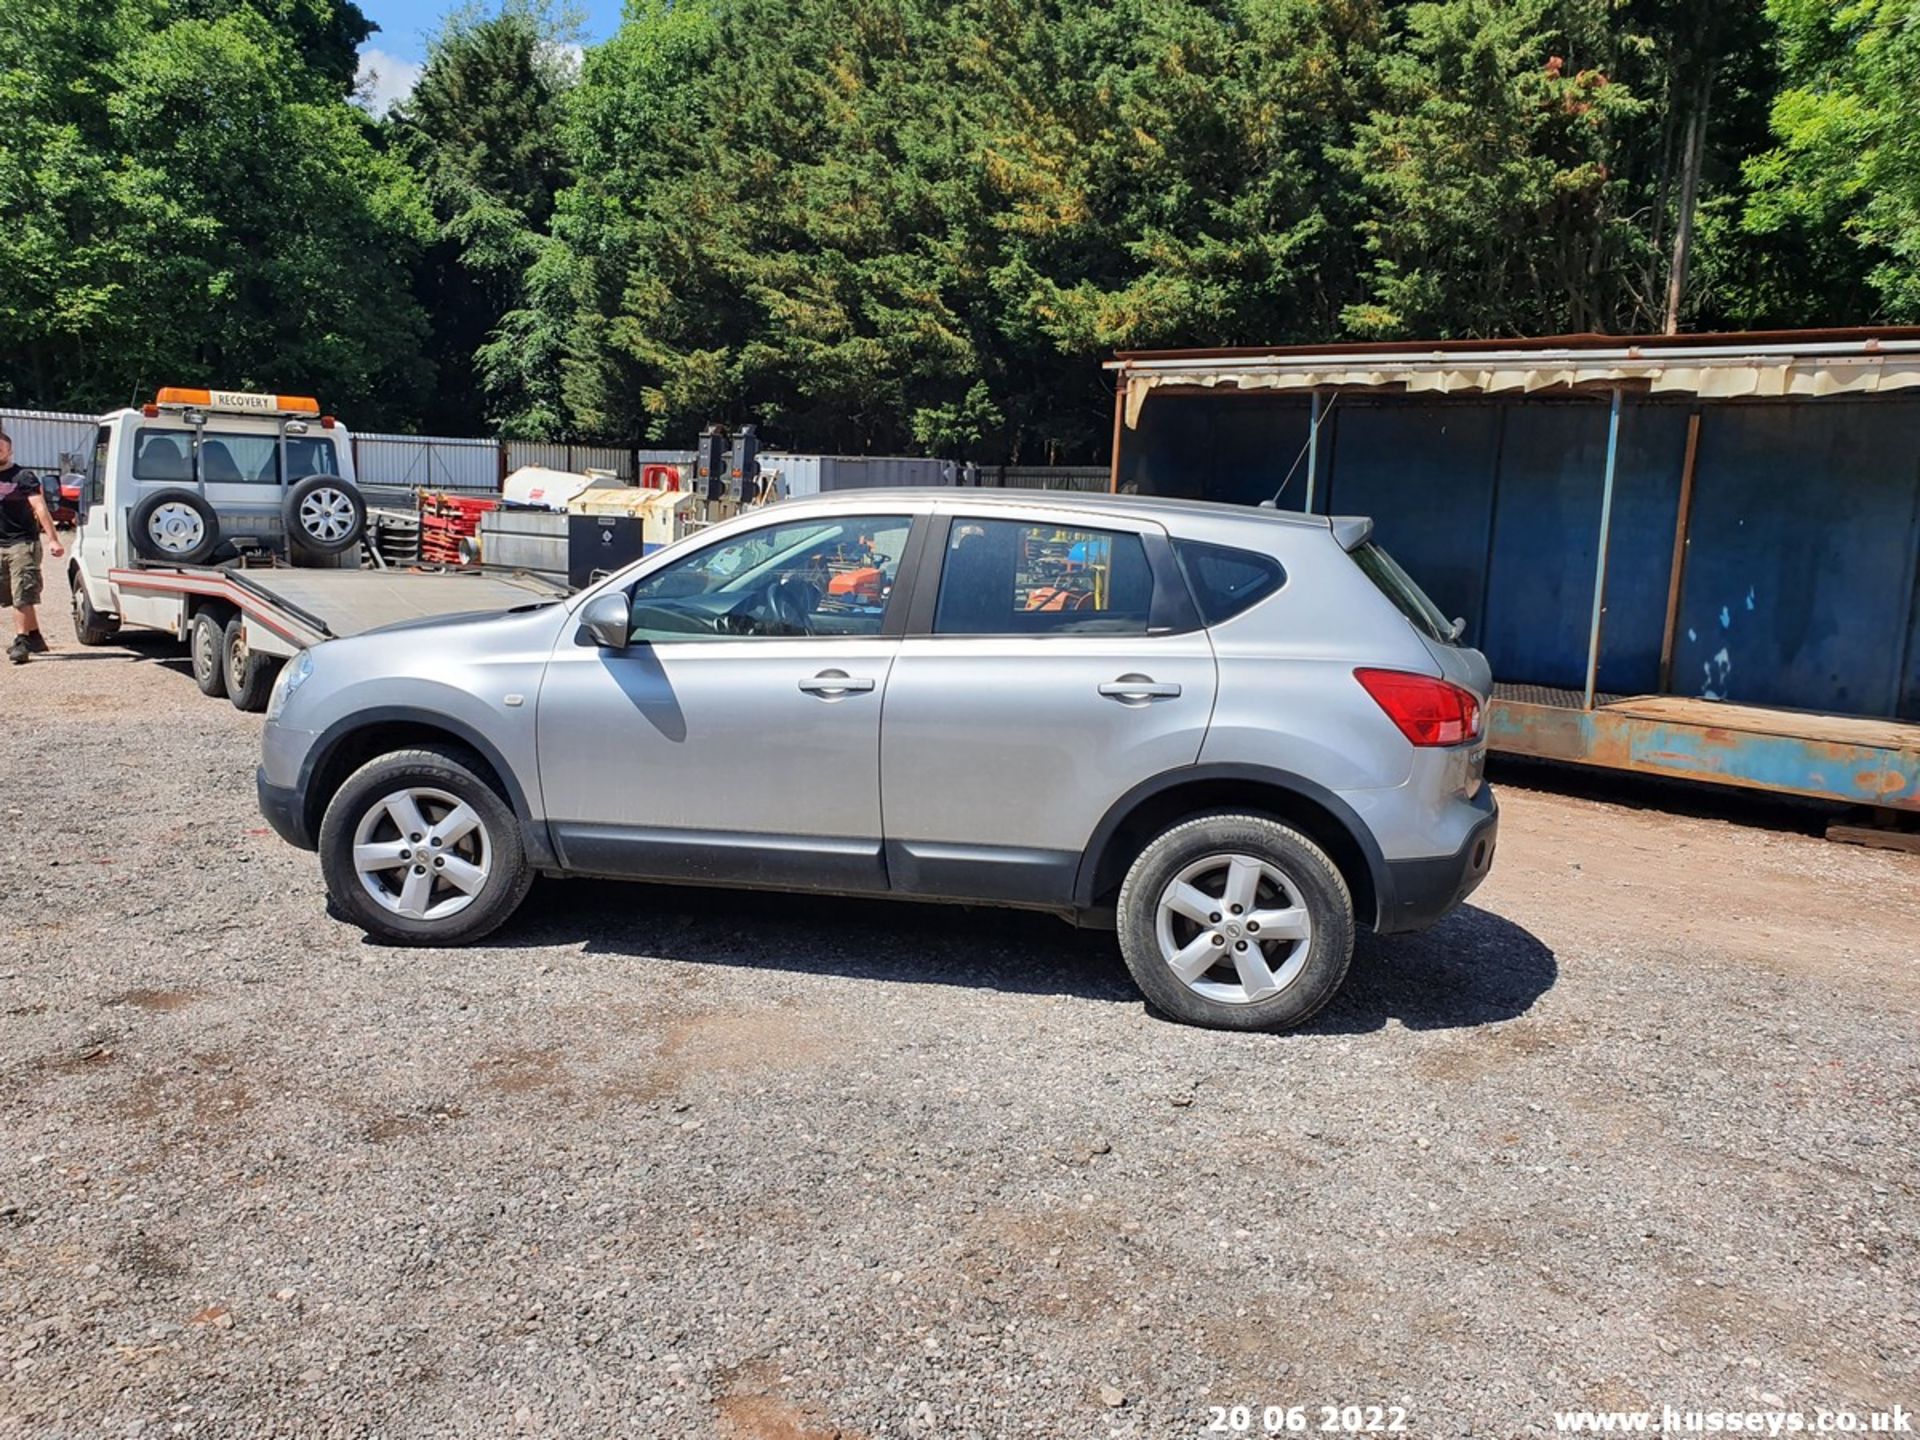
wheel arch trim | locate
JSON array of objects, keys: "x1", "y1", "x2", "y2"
[
  {"x1": 1071, "y1": 763, "x2": 1392, "y2": 925},
  {"x1": 297, "y1": 706, "x2": 555, "y2": 867}
]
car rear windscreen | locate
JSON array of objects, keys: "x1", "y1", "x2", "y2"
[{"x1": 1351, "y1": 541, "x2": 1456, "y2": 644}]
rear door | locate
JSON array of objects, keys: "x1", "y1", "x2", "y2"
[{"x1": 878, "y1": 505, "x2": 1217, "y2": 906}]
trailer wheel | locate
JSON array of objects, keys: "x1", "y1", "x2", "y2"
[
  {"x1": 284, "y1": 475, "x2": 367, "y2": 557},
  {"x1": 71, "y1": 584, "x2": 120, "y2": 646},
  {"x1": 130, "y1": 488, "x2": 220, "y2": 565},
  {"x1": 223, "y1": 615, "x2": 279, "y2": 712},
  {"x1": 191, "y1": 610, "x2": 228, "y2": 697}
]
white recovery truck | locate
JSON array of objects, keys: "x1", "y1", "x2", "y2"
[{"x1": 68, "y1": 387, "x2": 561, "y2": 708}]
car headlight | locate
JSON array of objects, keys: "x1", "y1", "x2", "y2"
[{"x1": 266, "y1": 647, "x2": 315, "y2": 722}]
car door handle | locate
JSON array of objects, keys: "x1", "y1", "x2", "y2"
[
  {"x1": 798, "y1": 671, "x2": 875, "y2": 697},
  {"x1": 1099, "y1": 675, "x2": 1182, "y2": 701}
]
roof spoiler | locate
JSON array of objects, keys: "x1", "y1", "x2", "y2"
[{"x1": 1331, "y1": 515, "x2": 1373, "y2": 552}]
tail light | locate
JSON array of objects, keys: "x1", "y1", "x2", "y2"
[{"x1": 1354, "y1": 668, "x2": 1482, "y2": 747}]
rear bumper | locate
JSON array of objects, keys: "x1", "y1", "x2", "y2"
[
  {"x1": 1374, "y1": 789, "x2": 1498, "y2": 934},
  {"x1": 257, "y1": 767, "x2": 315, "y2": 851}
]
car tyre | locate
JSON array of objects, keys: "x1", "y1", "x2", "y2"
[
  {"x1": 130, "y1": 487, "x2": 220, "y2": 565},
  {"x1": 319, "y1": 744, "x2": 533, "y2": 946},
  {"x1": 1116, "y1": 813, "x2": 1355, "y2": 1032},
  {"x1": 71, "y1": 584, "x2": 120, "y2": 646},
  {"x1": 190, "y1": 610, "x2": 228, "y2": 697},
  {"x1": 222, "y1": 614, "x2": 278, "y2": 712},
  {"x1": 283, "y1": 475, "x2": 367, "y2": 557}
]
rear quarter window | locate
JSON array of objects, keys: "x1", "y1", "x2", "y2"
[{"x1": 1174, "y1": 541, "x2": 1286, "y2": 625}]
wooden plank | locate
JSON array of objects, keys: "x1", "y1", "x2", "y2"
[
  {"x1": 1657, "y1": 408, "x2": 1701, "y2": 693},
  {"x1": 1603, "y1": 694, "x2": 1920, "y2": 751},
  {"x1": 1826, "y1": 822, "x2": 1920, "y2": 855}
]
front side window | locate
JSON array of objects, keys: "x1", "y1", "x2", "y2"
[
  {"x1": 627, "y1": 514, "x2": 913, "y2": 642},
  {"x1": 933, "y1": 519, "x2": 1155, "y2": 636},
  {"x1": 88, "y1": 426, "x2": 110, "y2": 508}
]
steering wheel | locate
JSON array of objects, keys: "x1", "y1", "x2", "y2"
[{"x1": 767, "y1": 575, "x2": 820, "y2": 635}]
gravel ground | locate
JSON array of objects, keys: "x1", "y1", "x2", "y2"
[{"x1": 3, "y1": 564, "x2": 1917, "y2": 1438}]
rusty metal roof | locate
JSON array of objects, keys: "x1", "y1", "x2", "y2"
[{"x1": 1110, "y1": 326, "x2": 1920, "y2": 364}]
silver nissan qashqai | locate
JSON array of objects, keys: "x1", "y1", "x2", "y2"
[{"x1": 258, "y1": 489, "x2": 1497, "y2": 1031}]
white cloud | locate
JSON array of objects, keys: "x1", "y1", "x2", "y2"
[{"x1": 355, "y1": 47, "x2": 424, "y2": 116}]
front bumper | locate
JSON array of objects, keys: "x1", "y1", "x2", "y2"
[
  {"x1": 257, "y1": 767, "x2": 315, "y2": 850},
  {"x1": 1374, "y1": 789, "x2": 1499, "y2": 934}
]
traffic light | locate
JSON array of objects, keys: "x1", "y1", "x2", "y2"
[
  {"x1": 697, "y1": 423, "x2": 728, "y2": 503},
  {"x1": 734, "y1": 424, "x2": 761, "y2": 504}
]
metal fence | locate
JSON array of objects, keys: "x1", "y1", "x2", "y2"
[
  {"x1": 0, "y1": 404, "x2": 1109, "y2": 496},
  {"x1": 352, "y1": 432, "x2": 500, "y2": 494},
  {"x1": 992, "y1": 465, "x2": 1110, "y2": 492}
]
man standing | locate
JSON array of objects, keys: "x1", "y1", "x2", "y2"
[{"x1": 0, "y1": 427, "x2": 68, "y2": 664}]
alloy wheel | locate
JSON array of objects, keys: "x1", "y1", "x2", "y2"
[
  {"x1": 351, "y1": 786, "x2": 493, "y2": 921},
  {"x1": 1153, "y1": 852, "x2": 1314, "y2": 1005}
]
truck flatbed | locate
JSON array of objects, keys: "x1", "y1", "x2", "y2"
[{"x1": 109, "y1": 563, "x2": 564, "y2": 656}]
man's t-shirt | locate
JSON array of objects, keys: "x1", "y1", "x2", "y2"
[{"x1": 0, "y1": 465, "x2": 43, "y2": 545}]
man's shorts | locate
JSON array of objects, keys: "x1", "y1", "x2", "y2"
[{"x1": 0, "y1": 540, "x2": 43, "y2": 608}]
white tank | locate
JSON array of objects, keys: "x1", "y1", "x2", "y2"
[{"x1": 502, "y1": 465, "x2": 595, "y2": 511}]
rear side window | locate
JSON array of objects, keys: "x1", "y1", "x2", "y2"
[
  {"x1": 1352, "y1": 541, "x2": 1456, "y2": 643},
  {"x1": 1174, "y1": 541, "x2": 1285, "y2": 625},
  {"x1": 934, "y1": 520, "x2": 1155, "y2": 636}
]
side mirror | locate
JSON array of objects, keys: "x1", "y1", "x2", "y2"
[{"x1": 579, "y1": 590, "x2": 631, "y2": 650}]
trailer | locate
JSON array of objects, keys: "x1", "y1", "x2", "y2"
[{"x1": 68, "y1": 387, "x2": 564, "y2": 709}]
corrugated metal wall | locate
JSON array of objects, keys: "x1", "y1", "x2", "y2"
[
  {"x1": 995, "y1": 466, "x2": 1110, "y2": 492},
  {"x1": 0, "y1": 408, "x2": 98, "y2": 475},
  {"x1": 352, "y1": 433, "x2": 500, "y2": 493},
  {"x1": 1127, "y1": 390, "x2": 1920, "y2": 722}
]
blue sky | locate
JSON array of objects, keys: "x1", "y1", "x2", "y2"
[{"x1": 354, "y1": 0, "x2": 626, "y2": 111}]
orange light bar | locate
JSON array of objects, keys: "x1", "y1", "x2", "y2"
[{"x1": 154, "y1": 386, "x2": 321, "y2": 416}]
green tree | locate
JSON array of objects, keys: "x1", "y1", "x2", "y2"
[
  {"x1": 1341, "y1": 0, "x2": 1650, "y2": 337},
  {"x1": 1744, "y1": 0, "x2": 1920, "y2": 320},
  {"x1": 0, "y1": 0, "x2": 434, "y2": 424},
  {"x1": 393, "y1": 2, "x2": 578, "y2": 432}
]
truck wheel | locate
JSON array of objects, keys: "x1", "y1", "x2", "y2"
[
  {"x1": 191, "y1": 610, "x2": 228, "y2": 697},
  {"x1": 71, "y1": 585, "x2": 120, "y2": 646},
  {"x1": 222, "y1": 615, "x2": 279, "y2": 712},
  {"x1": 130, "y1": 488, "x2": 220, "y2": 565},
  {"x1": 284, "y1": 475, "x2": 367, "y2": 556},
  {"x1": 1115, "y1": 813, "x2": 1355, "y2": 1032},
  {"x1": 318, "y1": 745, "x2": 533, "y2": 946}
]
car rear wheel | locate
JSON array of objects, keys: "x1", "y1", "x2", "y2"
[
  {"x1": 1116, "y1": 813, "x2": 1354, "y2": 1032},
  {"x1": 318, "y1": 745, "x2": 532, "y2": 946},
  {"x1": 190, "y1": 610, "x2": 228, "y2": 697}
]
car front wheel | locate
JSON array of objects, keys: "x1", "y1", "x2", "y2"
[
  {"x1": 318, "y1": 745, "x2": 533, "y2": 945},
  {"x1": 1116, "y1": 813, "x2": 1355, "y2": 1032}
]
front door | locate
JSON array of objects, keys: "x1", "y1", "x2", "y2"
[
  {"x1": 879, "y1": 509, "x2": 1218, "y2": 906},
  {"x1": 535, "y1": 510, "x2": 923, "y2": 893}
]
